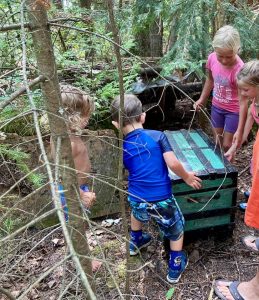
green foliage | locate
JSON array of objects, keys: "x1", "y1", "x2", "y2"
[
  {"x1": 1, "y1": 0, "x2": 258, "y2": 131},
  {"x1": 161, "y1": 0, "x2": 258, "y2": 76},
  {"x1": 0, "y1": 86, "x2": 45, "y2": 135},
  {"x1": 0, "y1": 216, "x2": 21, "y2": 236},
  {"x1": 72, "y1": 59, "x2": 140, "y2": 129},
  {"x1": 0, "y1": 144, "x2": 45, "y2": 188}
]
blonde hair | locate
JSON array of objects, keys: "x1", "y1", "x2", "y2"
[
  {"x1": 212, "y1": 25, "x2": 241, "y2": 54},
  {"x1": 60, "y1": 84, "x2": 94, "y2": 132},
  {"x1": 237, "y1": 60, "x2": 259, "y2": 86},
  {"x1": 110, "y1": 94, "x2": 142, "y2": 127}
]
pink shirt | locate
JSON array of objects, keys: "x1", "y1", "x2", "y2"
[{"x1": 207, "y1": 52, "x2": 244, "y2": 113}]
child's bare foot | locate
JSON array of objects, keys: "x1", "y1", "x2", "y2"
[{"x1": 92, "y1": 260, "x2": 102, "y2": 272}]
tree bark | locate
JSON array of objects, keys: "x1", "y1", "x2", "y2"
[
  {"x1": 106, "y1": 1, "x2": 130, "y2": 299},
  {"x1": 79, "y1": 0, "x2": 91, "y2": 8},
  {"x1": 149, "y1": 18, "x2": 163, "y2": 57},
  {"x1": 53, "y1": 0, "x2": 63, "y2": 9},
  {"x1": 134, "y1": 0, "x2": 163, "y2": 57},
  {"x1": 25, "y1": 0, "x2": 95, "y2": 297}
]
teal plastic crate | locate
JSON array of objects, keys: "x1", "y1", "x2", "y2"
[{"x1": 165, "y1": 129, "x2": 237, "y2": 233}]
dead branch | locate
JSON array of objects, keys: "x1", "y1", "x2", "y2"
[
  {"x1": 238, "y1": 164, "x2": 250, "y2": 177},
  {"x1": 0, "y1": 67, "x2": 21, "y2": 79},
  {"x1": 0, "y1": 17, "x2": 89, "y2": 32},
  {"x1": 0, "y1": 75, "x2": 46, "y2": 112}
]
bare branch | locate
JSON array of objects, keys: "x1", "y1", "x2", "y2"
[
  {"x1": 0, "y1": 17, "x2": 89, "y2": 32},
  {"x1": 0, "y1": 75, "x2": 46, "y2": 112}
]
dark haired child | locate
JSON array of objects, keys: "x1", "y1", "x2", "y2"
[{"x1": 111, "y1": 94, "x2": 202, "y2": 283}]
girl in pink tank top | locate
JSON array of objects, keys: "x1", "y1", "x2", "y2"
[{"x1": 194, "y1": 25, "x2": 244, "y2": 154}]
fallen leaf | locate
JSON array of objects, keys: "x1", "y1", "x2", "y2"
[
  {"x1": 95, "y1": 229, "x2": 104, "y2": 235},
  {"x1": 166, "y1": 287, "x2": 175, "y2": 300},
  {"x1": 47, "y1": 280, "x2": 56, "y2": 289}
]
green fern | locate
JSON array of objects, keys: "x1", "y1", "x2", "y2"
[{"x1": 0, "y1": 144, "x2": 45, "y2": 188}]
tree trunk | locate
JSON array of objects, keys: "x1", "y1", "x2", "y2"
[
  {"x1": 53, "y1": 0, "x2": 63, "y2": 9},
  {"x1": 106, "y1": 1, "x2": 130, "y2": 299},
  {"x1": 167, "y1": 15, "x2": 178, "y2": 52},
  {"x1": 213, "y1": 0, "x2": 226, "y2": 33},
  {"x1": 135, "y1": 0, "x2": 163, "y2": 57},
  {"x1": 79, "y1": 0, "x2": 92, "y2": 8},
  {"x1": 149, "y1": 18, "x2": 163, "y2": 57},
  {"x1": 25, "y1": 0, "x2": 95, "y2": 297}
]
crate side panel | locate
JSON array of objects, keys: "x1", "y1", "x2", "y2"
[
  {"x1": 176, "y1": 187, "x2": 236, "y2": 214},
  {"x1": 185, "y1": 214, "x2": 231, "y2": 231},
  {"x1": 173, "y1": 176, "x2": 235, "y2": 194}
]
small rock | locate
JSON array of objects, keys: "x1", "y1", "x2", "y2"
[{"x1": 189, "y1": 249, "x2": 200, "y2": 263}]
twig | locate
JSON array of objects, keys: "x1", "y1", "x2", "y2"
[
  {"x1": 0, "y1": 17, "x2": 86, "y2": 32},
  {"x1": 207, "y1": 279, "x2": 215, "y2": 300},
  {"x1": 17, "y1": 255, "x2": 72, "y2": 300},
  {"x1": 0, "y1": 208, "x2": 56, "y2": 243},
  {"x1": 0, "y1": 75, "x2": 46, "y2": 112},
  {"x1": 0, "y1": 67, "x2": 21, "y2": 79},
  {"x1": 238, "y1": 165, "x2": 250, "y2": 177}
]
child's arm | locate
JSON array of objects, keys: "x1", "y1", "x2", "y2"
[
  {"x1": 164, "y1": 151, "x2": 202, "y2": 189},
  {"x1": 193, "y1": 70, "x2": 214, "y2": 111},
  {"x1": 224, "y1": 142, "x2": 238, "y2": 162},
  {"x1": 242, "y1": 105, "x2": 254, "y2": 144},
  {"x1": 232, "y1": 95, "x2": 249, "y2": 148},
  {"x1": 225, "y1": 102, "x2": 253, "y2": 162},
  {"x1": 71, "y1": 139, "x2": 96, "y2": 208}
]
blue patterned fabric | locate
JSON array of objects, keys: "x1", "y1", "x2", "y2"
[{"x1": 129, "y1": 196, "x2": 184, "y2": 241}]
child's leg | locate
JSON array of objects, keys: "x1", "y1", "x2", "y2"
[
  {"x1": 222, "y1": 110, "x2": 239, "y2": 152},
  {"x1": 170, "y1": 234, "x2": 183, "y2": 251},
  {"x1": 129, "y1": 202, "x2": 152, "y2": 255},
  {"x1": 222, "y1": 131, "x2": 234, "y2": 152},
  {"x1": 211, "y1": 105, "x2": 225, "y2": 148},
  {"x1": 131, "y1": 213, "x2": 142, "y2": 231},
  {"x1": 151, "y1": 197, "x2": 187, "y2": 283},
  {"x1": 167, "y1": 235, "x2": 188, "y2": 283}
]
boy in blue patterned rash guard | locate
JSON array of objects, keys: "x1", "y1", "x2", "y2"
[{"x1": 110, "y1": 94, "x2": 202, "y2": 283}]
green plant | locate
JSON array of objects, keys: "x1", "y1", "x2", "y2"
[
  {"x1": 0, "y1": 144, "x2": 45, "y2": 188},
  {"x1": 160, "y1": 0, "x2": 258, "y2": 76},
  {"x1": 1, "y1": 216, "x2": 21, "y2": 236}
]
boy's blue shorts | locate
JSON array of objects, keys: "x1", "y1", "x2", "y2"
[{"x1": 129, "y1": 196, "x2": 185, "y2": 241}]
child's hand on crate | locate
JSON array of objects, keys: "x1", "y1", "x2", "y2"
[{"x1": 184, "y1": 172, "x2": 202, "y2": 190}]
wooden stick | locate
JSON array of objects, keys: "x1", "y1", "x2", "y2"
[{"x1": 0, "y1": 75, "x2": 45, "y2": 112}]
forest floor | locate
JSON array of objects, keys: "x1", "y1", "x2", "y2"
[{"x1": 0, "y1": 104, "x2": 258, "y2": 299}]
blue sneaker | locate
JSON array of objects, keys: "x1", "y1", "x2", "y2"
[
  {"x1": 239, "y1": 202, "x2": 247, "y2": 211},
  {"x1": 129, "y1": 232, "x2": 152, "y2": 256},
  {"x1": 167, "y1": 252, "x2": 188, "y2": 283}
]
